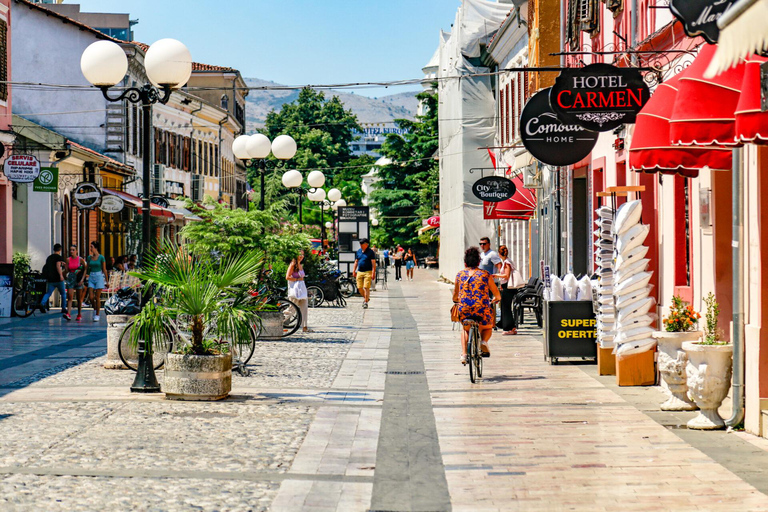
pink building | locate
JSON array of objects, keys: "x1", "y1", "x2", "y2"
[{"x1": 0, "y1": 0, "x2": 12, "y2": 264}]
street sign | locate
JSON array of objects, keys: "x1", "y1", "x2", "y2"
[
  {"x1": 3, "y1": 155, "x2": 41, "y2": 183},
  {"x1": 471, "y1": 176, "x2": 516, "y2": 202},
  {"x1": 73, "y1": 182, "x2": 102, "y2": 210},
  {"x1": 550, "y1": 64, "x2": 650, "y2": 132},
  {"x1": 520, "y1": 89, "x2": 599, "y2": 167},
  {"x1": 99, "y1": 195, "x2": 125, "y2": 214},
  {"x1": 32, "y1": 167, "x2": 59, "y2": 192},
  {"x1": 151, "y1": 196, "x2": 169, "y2": 209},
  {"x1": 669, "y1": 0, "x2": 737, "y2": 44}
]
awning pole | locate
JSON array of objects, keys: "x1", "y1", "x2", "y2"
[{"x1": 727, "y1": 146, "x2": 745, "y2": 428}]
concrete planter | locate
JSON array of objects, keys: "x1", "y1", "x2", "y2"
[
  {"x1": 162, "y1": 353, "x2": 232, "y2": 401},
  {"x1": 105, "y1": 315, "x2": 133, "y2": 369},
  {"x1": 257, "y1": 310, "x2": 284, "y2": 339},
  {"x1": 682, "y1": 342, "x2": 733, "y2": 430},
  {"x1": 652, "y1": 331, "x2": 702, "y2": 411}
]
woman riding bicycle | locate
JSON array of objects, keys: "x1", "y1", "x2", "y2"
[{"x1": 453, "y1": 246, "x2": 501, "y2": 365}]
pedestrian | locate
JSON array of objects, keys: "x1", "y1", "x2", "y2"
[
  {"x1": 353, "y1": 238, "x2": 376, "y2": 309},
  {"x1": 453, "y1": 246, "x2": 501, "y2": 364},
  {"x1": 127, "y1": 254, "x2": 137, "y2": 271},
  {"x1": 114, "y1": 256, "x2": 126, "y2": 273},
  {"x1": 394, "y1": 245, "x2": 404, "y2": 281},
  {"x1": 286, "y1": 249, "x2": 310, "y2": 333},
  {"x1": 493, "y1": 245, "x2": 518, "y2": 335},
  {"x1": 404, "y1": 247, "x2": 417, "y2": 281},
  {"x1": 65, "y1": 244, "x2": 87, "y2": 322},
  {"x1": 479, "y1": 237, "x2": 502, "y2": 328},
  {"x1": 383, "y1": 247, "x2": 390, "y2": 268},
  {"x1": 84, "y1": 241, "x2": 108, "y2": 322},
  {"x1": 40, "y1": 243, "x2": 68, "y2": 319}
]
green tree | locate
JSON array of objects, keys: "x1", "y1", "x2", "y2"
[{"x1": 371, "y1": 91, "x2": 438, "y2": 248}]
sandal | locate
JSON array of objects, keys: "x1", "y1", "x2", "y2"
[
  {"x1": 480, "y1": 344, "x2": 491, "y2": 357},
  {"x1": 503, "y1": 329, "x2": 517, "y2": 336},
  {"x1": 461, "y1": 354, "x2": 467, "y2": 365}
]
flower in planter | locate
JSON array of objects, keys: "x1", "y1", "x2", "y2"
[
  {"x1": 662, "y1": 295, "x2": 701, "y2": 333},
  {"x1": 702, "y1": 292, "x2": 727, "y2": 345}
]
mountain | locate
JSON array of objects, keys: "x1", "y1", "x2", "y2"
[{"x1": 244, "y1": 78, "x2": 418, "y2": 132}]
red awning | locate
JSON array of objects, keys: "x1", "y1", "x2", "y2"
[
  {"x1": 483, "y1": 174, "x2": 537, "y2": 220},
  {"x1": 629, "y1": 74, "x2": 733, "y2": 177},
  {"x1": 669, "y1": 44, "x2": 745, "y2": 146},
  {"x1": 735, "y1": 55, "x2": 768, "y2": 144},
  {"x1": 102, "y1": 188, "x2": 177, "y2": 219}
]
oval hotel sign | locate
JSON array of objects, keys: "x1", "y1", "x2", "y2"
[
  {"x1": 550, "y1": 63, "x2": 650, "y2": 132},
  {"x1": 520, "y1": 88, "x2": 599, "y2": 167}
]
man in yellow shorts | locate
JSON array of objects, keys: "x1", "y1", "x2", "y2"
[{"x1": 353, "y1": 238, "x2": 376, "y2": 309}]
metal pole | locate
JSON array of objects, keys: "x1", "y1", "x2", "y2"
[
  {"x1": 141, "y1": 99, "x2": 152, "y2": 264},
  {"x1": 555, "y1": 167, "x2": 562, "y2": 276},
  {"x1": 259, "y1": 160, "x2": 266, "y2": 210},
  {"x1": 727, "y1": 147, "x2": 745, "y2": 427},
  {"x1": 321, "y1": 205, "x2": 325, "y2": 251}
]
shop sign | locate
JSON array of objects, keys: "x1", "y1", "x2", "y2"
[
  {"x1": 338, "y1": 206, "x2": 369, "y2": 222},
  {"x1": 426, "y1": 215, "x2": 440, "y2": 227},
  {"x1": 543, "y1": 264, "x2": 551, "y2": 288},
  {"x1": 73, "y1": 182, "x2": 102, "y2": 210},
  {"x1": 520, "y1": 88, "x2": 599, "y2": 167},
  {"x1": 471, "y1": 176, "x2": 515, "y2": 202},
  {"x1": 670, "y1": 0, "x2": 737, "y2": 44},
  {"x1": 99, "y1": 195, "x2": 125, "y2": 214},
  {"x1": 32, "y1": 167, "x2": 59, "y2": 192},
  {"x1": 3, "y1": 155, "x2": 41, "y2": 183},
  {"x1": 151, "y1": 196, "x2": 169, "y2": 209},
  {"x1": 550, "y1": 64, "x2": 650, "y2": 132}
]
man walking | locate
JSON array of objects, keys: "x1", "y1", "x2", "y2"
[
  {"x1": 353, "y1": 238, "x2": 376, "y2": 309},
  {"x1": 479, "y1": 237, "x2": 502, "y2": 329},
  {"x1": 40, "y1": 243, "x2": 69, "y2": 320},
  {"x1": 393, "y1": 245, "x2": 404, "y2": 281}
]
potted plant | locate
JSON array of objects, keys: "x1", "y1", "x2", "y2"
[
  {"x1": 128, "y1": 242, "x2": 266, "y2": 400},
  {"x1": 682, "y1": 293, "x2": 733, "y2": 430},
  {"x1": 652, "y1": 296, "x2": 702, "y2": 411}
]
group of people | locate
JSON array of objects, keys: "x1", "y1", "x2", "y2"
[
  {"x1": 383, "y1": 246, "x2": 417, "y2": 281},
  {"x1": 40, "y1": 241, "x2": 110, "y2": 322},
  {"x1": 452, "y1": 237, "x2": 522, "y2": 365}
]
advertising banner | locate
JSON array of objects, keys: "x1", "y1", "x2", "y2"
[
  {"x1": 32, "y1": 167, "x2": 59, "y2": 192},
  {"x1": 3, "y1": 155, "x2": 41, "y2": 183}
]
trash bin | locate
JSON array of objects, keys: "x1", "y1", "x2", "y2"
[{"x1": 543, "y1": 300, "x2": 597, "y2": 363}]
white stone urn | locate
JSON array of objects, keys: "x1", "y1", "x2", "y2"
[
  {"x1": 652, "y1": 331, "x2": 702, "y2": 411},
  {"x1": 682, "y1": 342, "x2": 733, "y2": 430}
]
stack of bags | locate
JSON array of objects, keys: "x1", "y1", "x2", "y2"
[
  {"x1": 547, "y1": 273, "x2": 592, "y2": 301},
  {"x1": 594, "y1": 206, "x2": 617, "y2": 350},
  {"x1": 612, "y1": 200, "x2": 656, "y2": 356}
]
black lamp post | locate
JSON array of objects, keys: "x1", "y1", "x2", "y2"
[
  {"x1": 81, "y1": 38, "x2": 192, "y2": 393},
  {"x1": 282, "y1": 169, "x2": 328, "y2": 227},
  {"x1": 233, "y1": 134, "x2": 297, "y2": 209}
]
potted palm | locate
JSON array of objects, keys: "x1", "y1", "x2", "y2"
[
  {"x1": 682, "y1": 293, "x2": 733, "y2": 430},
  {"x1": 652, "y1": 296, "x2": 702, "y2": 411},
  {"x1": 128, "y1": 242, "x2": 266, "y2": 400}
]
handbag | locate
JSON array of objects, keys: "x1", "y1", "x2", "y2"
[
  {"x1": 450, "y1": 303, "x2": 461, "y2": 322},
  {"x1": 511, "y1": 269, "x2": 525, "y2": 288}
]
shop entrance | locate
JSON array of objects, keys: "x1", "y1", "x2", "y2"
[{"x1": 572, "y1": 170, "x2": 588, "y2": 276}]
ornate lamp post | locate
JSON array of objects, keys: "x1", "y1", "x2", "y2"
[
  {"x1": 281, "y1": 169, "x2": 326, "y2": 225},
  {"x1": 81, "y1": 38, "x2": 192, "y2": 393},
  {"x1": 233, "y1": 134, "x2": 296, "y2": 210}
]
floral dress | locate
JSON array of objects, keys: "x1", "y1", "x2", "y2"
[{"x1": 455, "y1": 268, "x2": 493, "y2": 327}]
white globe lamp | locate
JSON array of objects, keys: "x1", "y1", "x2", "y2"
[
  {"x1": 311, "y1": 188, "x2": 326, "y2": 202},
  {"x1": 232, "y1": 135, "x2": 251, "y2": 160},
  {"x1": 282, "y1": 169, "x2": 303, "y2": 189},
  {"x1": 271, "y1": 135, "x2": 297, "y2": 160},
  {"x1": 333, "y1": 199, "x2": 347, "y2": 211},
  {"x1": 372, "y1": 218, "x2": 379, "y2": 226},
  {"x1": 145, "y1": 39, "x2": 192, "y2": 89},
  {"x1": 81, "y1": 41, "x2": 128, "y2": 87},
  {"x1": 327, "y1": 188, "x2": 342, "y2": 202},
  {"x1": 246, "y1": 133, "x2": 272, "y2": 159},
  {"x1": 307, "y1": 170, "x2": 325, "y2": 189},
  {"x1": 325, "y1": 221, "x2": 333, "y2": 229}
]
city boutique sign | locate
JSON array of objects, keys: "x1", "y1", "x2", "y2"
[
  {"x1": 73, "y1": 182, "x2": 102, "y2": 210},
  {"x1": 3, "y1": 155, "x2": 41, "y2": 183},
  {"x1": 550, "y1": 64, "x2": 650, "y2": 132},
  {"x1": 670, "y1": 0, "x2": 737, "y2": 44},
  {"x1": 520, "y1": 88, "x2": 599, "y2": 167},
  {"x1": 471, "y1": 176, "x2": 515, "y2": 203}
]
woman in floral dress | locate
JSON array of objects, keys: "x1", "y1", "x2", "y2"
[{"x1": 453, "y1": 246, "x2": 501, "y2": 364}]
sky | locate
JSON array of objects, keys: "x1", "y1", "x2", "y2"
[{"x1": 73, "y1": 0, "x2": 461, "y2": 98}]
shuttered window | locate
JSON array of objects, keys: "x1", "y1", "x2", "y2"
[{"x1": 0, "y1": 20, "x2": 7, "y2": 101}]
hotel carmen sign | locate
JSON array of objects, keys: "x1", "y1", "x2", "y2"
[{"x1": 550, "y1": 64, "x2": 650, "y2": 132}]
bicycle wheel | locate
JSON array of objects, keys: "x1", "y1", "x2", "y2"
[
  {"x1": 467, "y1": 327, "x2": 476, "y2": 384},
  {"x1": 475, "y1": 333, "x2": 483, "y2": 379},
  {"x1": 13, "y1": 291, "x2": 35, "y2": 318},
  {"x1": 276, "y1": 299, "x2": 301, "y2": 336},
  {"x1": 307, "y1": 286, "x2": 324, "y2": 308},
  {"x1": 231, "y1": 323, "x2": 257, "y2": 367},
  {"x1": 118, "y1": 318, "x2": 174, "y2": 372},
  {"x1": 339, "y1": 278, "x2": 356, "y2": 298}
]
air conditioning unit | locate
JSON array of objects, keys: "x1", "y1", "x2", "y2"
[
  {"x1": 191, "y1": 174, "x2": 203, "y2": 202},
  {"x1": 151, "y1": 164, "x2": 166, "y2": 196},
  {"x1": 522, "y1": 163, "x2": 542, "y2": 189}
]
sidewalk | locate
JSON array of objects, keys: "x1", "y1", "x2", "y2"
[{"x1": 1, "y1": 273, "x2": 768, "y2": 510}]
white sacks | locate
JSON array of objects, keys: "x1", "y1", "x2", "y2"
[{"x1": 594, "y1": 204, "x2": 617, "y2": 349}]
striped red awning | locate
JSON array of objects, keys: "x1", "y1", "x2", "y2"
[{"x1": 483, "y1": 174, "x2": 537, "y2": 220}]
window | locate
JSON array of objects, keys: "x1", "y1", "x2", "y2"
[
  {"x1": 0, "y1": 20, "x2": 8, "y2": 101},
  {"x1": 500, "y1": 88, "x2": 506, "y2": 146}
]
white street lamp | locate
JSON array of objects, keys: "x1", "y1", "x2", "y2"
[
  {"x1": 325, "y1": 221, "x2": 333, "y2": 229},
  {"x1": 311, "y1": 188, "x2": 326, "y2": 202},
  {"x1": 307, "y1": 170, "x2": 326, "y2": 189},
  {"x1": 332, "y1": 199, "x2": 347, "y2": 211},
  {"x1": 282, "y1": 169, "x2": 303, "y2": 189},
  {"x1": 232, "y1": 135, "x2": 251, "y2": 160},
  {"x1": 327, "y1": 188, "x2": 342, "y2": 202},
  {"x1": 80, "y1": 41, "x2": 128, "y2": 87},
  {"x1": 145, "y1": 38, "x2": 192, "y2": 88},
  {"x1": 234, "y1": 133, "x2": 296, "y2": 209},
  {"x1": 246, "y1": 133, "x2": 272, "y2": 159},
  {"x1": 372, "y1": 218, "x2": 379, "y2": 226},
  {"x1": 271, "y1": 135, "x2": 298, "y2": 160}
]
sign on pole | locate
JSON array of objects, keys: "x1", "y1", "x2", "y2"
[
  {"x1": 3, "y1": 155, "x2": 41, "y2": 183},
  {"x1": 669, "y1": 0, "x2": 737, "y2": 44},
  {"x1": 73, "y1": 182, "x2": 102, "y2": 210},
  {"x1": 99, "y1": 195, "x2": 125, "y2": 214},
  {"x1": 32, "y1": 167, "x2": 59, "y2": 192},
  {"x1": 471, "y1": 176, "x2": 516, "y2": 202}
]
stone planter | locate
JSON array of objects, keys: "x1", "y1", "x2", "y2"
[
  {"x1": 162, "y1": 353, "x2": 232, "y2": 401},
  {"x1": 652, "y1": 331, "x2": 702, "y2": 411},
  {"x1": 105, "y1": 315, "x2": 133, "y2": 369},
  {"x1": 257, "y1": 310, "x2": 284, "y2": 339},
  {"x1": 682, "y1": 342, "x2": 733, "y2": 430}
]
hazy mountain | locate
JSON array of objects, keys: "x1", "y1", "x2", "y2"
[{"x1": 244, "y1": 78, "x2": 418, "y2": 131}]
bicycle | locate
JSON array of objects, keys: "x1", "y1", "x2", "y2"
[
  {"x1": 13, "y1": 271, "x2": 48, "y2": 318},
  {"x1": 463, "y1": 319, "x2": 483, "y2": 383},
  {"x1": 338, "y1": 276, "x2": 357, "y2": 298}
]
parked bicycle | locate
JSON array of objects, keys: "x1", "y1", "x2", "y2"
[
  {"x1": 12, "y1": 270, "x2": 48, "y2": 318},
  {"x1": 306, "y1": 263, "x2": 347, "y2": 308}
]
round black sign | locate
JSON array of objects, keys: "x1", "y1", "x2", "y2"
[
  {"x1": 550, "y1": 64, "x2": 650, "y2": 132},
  {"x1": 73, "y1": 182, "x2": 102, "y2": 210},
  {"x1": 520, "y1": 89, "x2": 599, "y2": 167},
  {"x1": 472, "y1": 176, "x2": 516, "y2": 203},
  {"x1": 670, "y1": 0, "x2": 736, "y2": 45},
  {"x1": 151, "y1": 196, "x2": 169, "y2": 209}
]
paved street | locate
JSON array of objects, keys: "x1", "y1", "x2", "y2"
[{"x1": 2, "y1": 272, "x2": 768, "y2": 510}]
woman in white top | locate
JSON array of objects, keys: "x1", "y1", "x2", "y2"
[
  {"x1": 286, "y1": 250, "x2": 310, "y2": 332},
  {"x1": 493, "y1": 245, "x2": 518, "y2": 335}
]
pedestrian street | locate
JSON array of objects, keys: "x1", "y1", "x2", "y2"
[{"x1": 2, "y1": 272, "x2": 768, "y2": 510}]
